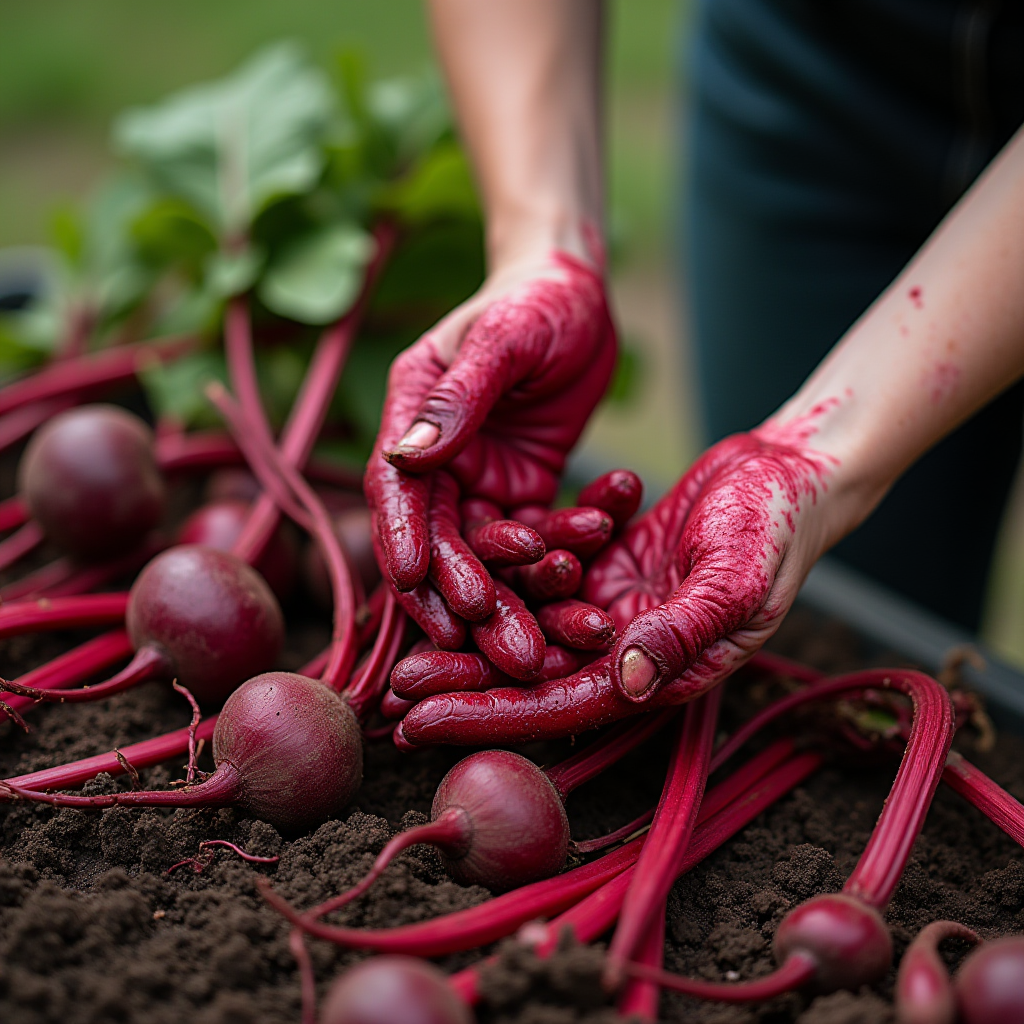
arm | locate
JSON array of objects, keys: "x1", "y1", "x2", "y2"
[
  {"x1": 398, "y1": 125, "x2": 1024, "y2": 743},
  {"x1": 367, "y1": 1, "x2": 616, "y2": 659}
]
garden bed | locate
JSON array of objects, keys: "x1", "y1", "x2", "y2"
[{"x1": 0, "y1": 597, "x2": 1022, "y2": 1024}]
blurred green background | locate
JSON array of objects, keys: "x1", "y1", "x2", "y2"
[{"x1": 3, "y1": 0, "x2": 1024, "y2": 666}]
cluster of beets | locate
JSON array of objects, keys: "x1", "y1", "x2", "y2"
[{"x1": 0, "y1": 240, "x2": 1021, "y2": 1024}]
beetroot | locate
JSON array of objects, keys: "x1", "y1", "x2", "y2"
[
  {"x1": 0, "y1": 546, "x2": 284, "y2": 708},
  {"x1": 178, "y1": 499, "x2": 298, "y2": 600},
  {"x1": 955, "y1": 937, "x2": 1024, "y2": 1024},
  {"x1": 18, "y1": 404, "x2": 165, "y2": 559},
  {"x1": 321, "y1": 957, "x2": 472, "y2": 1024},
  {"x1": 896, "y1": 920, "x2": 980, "y2": 1024},
  {"x1": 2, "y1": 672, "x2": 363, "y2": 833}
]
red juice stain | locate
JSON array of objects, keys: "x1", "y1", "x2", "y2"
[
  {"x1": 923, "y1": 360, "x2": 960, "y2": 404},
  {"x1": 909, "y1": 286, "x2": 923, "y2": 309}
]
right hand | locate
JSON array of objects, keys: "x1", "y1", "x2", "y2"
[{"x1": 364, "y1": 248, "x2": 616, "y2": 645}]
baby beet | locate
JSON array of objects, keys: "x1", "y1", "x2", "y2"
[
  {"x1": 956, "y1": 936, "x2": 1024, "y2": 1024},
  {"x1": 1, "y1": 672, "x2": 363, "y2": 834},
  {"x1": 321, "y1": 956, "x2": 471, "y2": 1024},
  {"x1": 19, "y1": 404, "x2": 165, "y2": 559},
  {"x1": 178, "y1": 499, "x2": 298, "y2": 600},
  {"x1": 127, "y1": 545, "x2": 284, "y2": 704}
]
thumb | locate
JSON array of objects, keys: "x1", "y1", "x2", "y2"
[
  {"x1": 383, "y1": 300, "x2": 550, "y2": 472},
  {"x1": 609, "y1": 555, "x2": 773, "y2": 703}
]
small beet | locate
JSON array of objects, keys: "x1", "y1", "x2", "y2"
[
  {"x1": 178, "y1": 499, "x2": 298, "y2": 600},
  {"x1": 19, "y1": 404, "x2": 165, "y2": 560},
  {"x1": 321, "y1": 956, "x2": 471, "y2": 1024},
  {"x1": 955, "y1": 936, "x2": 1024, "y2": 1024},
  {"x1": 773, "y1": 894, "x2": 892, "y2": 993},
  {"x1": 2, "y1": 672, "x2": 363, "y2": 834}
]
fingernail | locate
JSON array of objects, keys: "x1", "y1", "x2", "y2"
[
  {"x1": 395, "y1": 421, "x2": 439, "y2": 451},
  {"x1": 620, "y1": 646, "x2": 657, "y2": 696}
]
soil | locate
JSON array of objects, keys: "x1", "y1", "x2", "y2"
[{"x1": 0, "y1": 579, "x2": 1022, "y2": 1023}]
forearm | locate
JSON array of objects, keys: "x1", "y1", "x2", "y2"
[
  {"x1": 428, "y1": 0, "x2": 604, "y2": 269},
  {"x1": 764, "y1": 125, "x2": 1024, "y2": 538}
]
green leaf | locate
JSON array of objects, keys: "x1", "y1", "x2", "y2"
[
  {"x1": 378, "y1": 141, "x2": 480, "y2": 225},
  {"x1": 604, "y1": 341, "x2": 643, "y2": 406},
  {"x1": 138, "y1": 349, "x2": 228, "y2": 428},
  {"x1": 204, "y1": 246, "x2": 264, "y2": 298},
  {"x1": 114, "y1": 42, "x2": 334, "y2": 239},
  {"x1": 259, "y1": 223, "x2": 374, "y2": 324}
]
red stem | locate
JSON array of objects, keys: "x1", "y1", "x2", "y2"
[
  {"x1": 153, "y1": 428, "x2": 363, "y2": 491},
  {"x1": 4, "y1": 647, "x2": 326, "y2": 793},
  {"x1": 448, "y1": 749, "x2": 823, "y2": 1006},
  {"x1": 306, "y1": 807, "x2": 471, "y2": 918},
  {"x1": 0, "y1": 629, "x2": 134, "y2": 713},
  {"x1": 212, "y1": 386, "x2": 358, "y2": 687},
  {"x1": 0, "y1": 335, "x2": 194, "y2": 418},
  {"x1": 838, "y1": 670, "x2": 955, "y2": 909},
  {"x1": 0, "y1": 593, "x2": 129, "y2": 638},
  {"x1": 0, "y1": 521, "x2": 43, "y2": 573},
  {"x1": 624, "y1": 952, "x2": 818, "y2": 1003},
  {"x1": 259, "y1": 835, "x2": 645, "y2": 958},
  {"x1": 0, "y1": 645, "x2": 168, "y2": 704},
  {"x1": 544, "y1": 708, "x2": 679, "y2": 800},
  {"x1": 0, "y1": 397, "x2": 77, "y2": 456},
  {"x1": 942, "y1": 750, "x2": 1024, "y2": 846},
  {"x1": 346, "y1": 589, "x2": 405, "y2": 722},
  {"x1": 232, "y1": 222, "x2": 396, "y2": 564},
  {"x1": 619, "y1": 902, "x2": 665, "y2": 1020},
  {"x1": 605, "y1": 688, "x2": 723, "y2": 985},
  {"x1": 198, "y1": 839, "x2": 280, "y2": 865},
  {"x1": 290, "y1": 929, "x2": 317, "y2": 1024},
  {"x1": 0, "y1": 495, "x2": 28, "y2": 533}
]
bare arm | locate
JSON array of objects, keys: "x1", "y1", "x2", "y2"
[{"x1": 428, "y1": 0, "x2": 604, "y2": 269}]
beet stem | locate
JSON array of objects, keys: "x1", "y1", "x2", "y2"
[
  {"x1": 310, "y1": 807, "x2": 472, "y2": 919},
  {"x1": 0, "y1": 494, "x2": 28, "y2": 533},
  {"x1": 0, "y1": 520, "x2": 43, "y2": 572},
  {"x1": 232, "y1": 223, "x2": 395, "y2": 565},
  {"x1": 942, "y1": 750, "x2": 1024, "y2": 847},
  {"x1": 618, "y1": 902, "x2": 666, "y2": 1020},
  {"x1": 544, "y1": 708, "x2": 679, "y2": 800},
  {"x1": 0, "y1": 645, "x2": 168, "y2": 704},
  {"x1": 172, "y1": 681, "x2": 203, "y2": 783},
  {"x1": 0, "y1": 335, "x2": 194, "y2": 419},
  {"x1": 605, "y1": 688, "x2": 722, "y2": 987},
  {"x1": 289, "y1": 929, "x2": 317, "y2": 1024},
  {"x1": 624, "y1": 952, "x2": 817, "y2": 1002},
  {"x1": 0, "y1": 593, "x2": 129, "y2": 639},
  {"x1": 345, "y1": 589, "x2": 405, "y2": 722},
  {"x1": 0, "y1": 629, "x2": 134, "y2": 714}
]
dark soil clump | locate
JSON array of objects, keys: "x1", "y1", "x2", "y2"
[{"x1": 0, "y1": 599, "x2": 1021, "y2": 1023}]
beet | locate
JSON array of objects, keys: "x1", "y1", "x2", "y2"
[
  {"x1": 2, "y1": 672, "x2": 363, "y2": 833},
  {"x1": 18, "y1": 404, "x2": 165, "y2": 559},
  {"x1": 126, "y1": 545, "x2": 285, "y2": 704},
  {"x1": 177, "y1": 499, "x2": 297, "y2": 600},
  {"x1": 321, "y1": 956, "x2": 471, "y2": 1024},
  {"x1": 956, "y1": 936, "x2": 1024, "y2": 1024}
]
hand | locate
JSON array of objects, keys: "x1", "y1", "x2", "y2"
[
  {"x1": 397, "y1": 421, "x2": 858, "y2": 746},
  {"x1": 365, "y1": 250, "x2": 616, "y2": 597}
]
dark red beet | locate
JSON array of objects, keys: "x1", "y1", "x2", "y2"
[
  {"x1": 126, "y1": 545, "x2": 284, "y2": 704},
  {"x1": 177, "y1": 500, "x2": 298, "y2": 600},
  {"x1": 773, "y1": 894, "x2": 892, "y2": 993},
  {"x1": 2, "y1": 672, "x2": 363, "y2": 834},
  {"x1": 19, "y1": 404, "x2": 165, "y2": 560},
  {"x1": 896, "y1": 920, "x2": 979, "y2": 1024},
  {"x1": 956, "y1": 937, "x2": 1024, "y2": 1024},
  {"x1": 321, "y1": 956, "x2": 471, "y2": 1024}
]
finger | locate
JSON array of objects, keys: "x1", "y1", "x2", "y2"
[
  {"x1": 469, "y1": 580, "x2": 546, "y2": 681},
  {"x1": 427, "y1": 472, "x2": 496, "y2": 621},
  {"x1": 609, "y1": 540, "x2": 773, "y2": 703},
  {"x1": 391, "y1": 580, "x2": 467, "y2": 651},
  {"x1": 536, "y1": 643, "x2": 595, "y2": 681},
  {"x1": 367, "y1": 468, "x2": 430, "y2": 591},
  {"x1": 463, "y1": 519, "x2": 545, "y2": 566},
  {"x1": 515, "y1": 550, "x2": 583, "y2": 602},
  {"x1": 383, "y1": 299, "x2": 554, "y2": 472},
  {"x1": 577, "y1": 470, "x2": 643, "y2": 530},
  {"x1": 537, "y1": 507, "x2": 614, "y2": 559},
  {"x1": 391, "y1": 651, "x2": 513, "y2": 700},
  {"x1": 536, "y1": 600, "x2": 616, "y2": 651},
  {"x1": 380, "y1": 688, "x2": 417, "y2": 721}
]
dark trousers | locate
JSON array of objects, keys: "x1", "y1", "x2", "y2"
[{"x1": 684, "y1": 0, "x2": 1024, "y2": 630}]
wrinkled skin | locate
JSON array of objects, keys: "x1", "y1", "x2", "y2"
[
  {"x1": 398, "y1": 423, "x2": 842, "y2": 746},
  {"x1": 365, "y1": 252, "x2": 616, "y2": 599}
]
